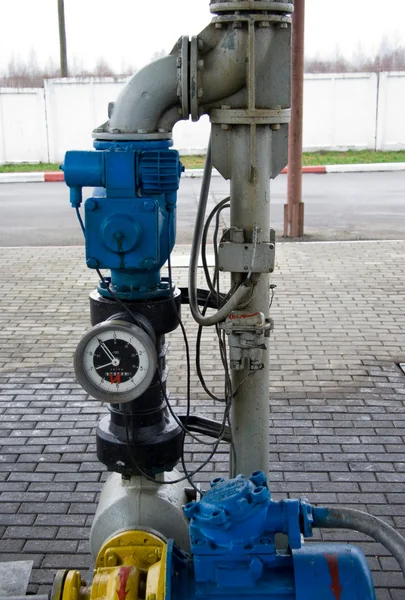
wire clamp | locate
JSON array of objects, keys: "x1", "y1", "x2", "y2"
[{"x1": 220, "y1": 311, "x2": 273, "y2": 371}]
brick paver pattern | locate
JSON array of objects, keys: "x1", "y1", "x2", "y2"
[{"x1": 0, "y1": 241, "x2": 404, "y2": 599}]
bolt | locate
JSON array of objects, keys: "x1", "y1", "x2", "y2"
[
  {"x1": 87, "y1": 258, "x2": 99, "y2": 269},
  {"x1": 215, "y1": 22, "x2": 223, "y2": 29},
  {"x1": 198, "y1": 38, "x2": 204, "y2": 50},
  {"x1": 137, "y1": 129, "x2": 146, "y2": 134},
  {"x1": 269, "y1": 268, "x2": 274, "y2": 273},
  {"x1": 86, "y1": 199, "x2": 98, "y2": 211},
  {"x1": 259, "y1": 21, "x2": 270, "y2": 28},
  {"x1": 144, "y1": 259, "x2": 156, "y2": 270},
  {"x1": 210, "y1": 477, "x2": 225, "y2": 487},
  {"x1": 158, "y1": 128, "x2": 166, "y2": 133},
  {"x1": 221, "y1": 124, "x2": 230, "y2": 130},
  {"x1": 221, "y1": 105, "x2": 231, "y2": 110},
  {"x1": 210, "y1": 508, "x2": 228, "y2": 526},
  {"x1": 219, "y1": 267, "x2": 224, "y2": 272},
  {"x1": 143, "y1": 201, "x2": 155, "y2": 212},
  {"x1": 220, "y1": 243, "x2": 224, "y2": 248},
  {"x1": 233, "y1": 21, "x2": 242, "y2": 29},
  {"x1": 271, "y1": 123, "x2": 281, "y2": 131},
  {"x1": 269, "y1": 243, "x2": 275, "y2": 250},
  {"x1": 249, "y1": 557, "x2": 264, "y2": 581},
  {"x1": 147, "y1": 554, "x2": 157, "y2": 565},
  {"x1": 106, "y1": 552, "x2": 119, "y2": 567},
  {"x1": 111, "y1": 128, "x2": 120, "y2": 134},
  {"x1": 279, "y1": 22, "x2": 289, "y2": 29},
  {"x1": 197, "y1": 60, "x2": 205, "y2": 70},
  {"x1": 197, "y1": 88, "x2": 204, "y2": 98},
  {"x1": 244, "y1": 266, "x2": 248, "y2": 271},
  {"x1": 251, "y1": 485, "x2": 270, "y2": 504}
]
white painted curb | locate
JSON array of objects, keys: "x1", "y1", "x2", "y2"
[
  {"x1": 0, "y1": 172, "x2": 45, "y2": 183},
  {"x1": 325, "y1": 162, "x2": 405, "y2": 173}
]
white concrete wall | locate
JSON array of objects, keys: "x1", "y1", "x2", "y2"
[
  {"x1": 0, "y1": 88, "x2": 48, "y2": 163},
  {"x1": 376, "y1": 72, "x2": 405, "y2": 150},
  {"x1": 0, "y1": 72, "x2": 405, "y2": 164},
  {"x1": 303, "y1": 73, "x2": 378, "y2": 151},
  {"x1": 45, "y1": 77, "x2": 127, "y2": 163}
]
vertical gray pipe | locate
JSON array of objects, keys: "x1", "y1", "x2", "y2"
[{"x1": 230, "y1": 125, "x2": 272, "y2": 478}]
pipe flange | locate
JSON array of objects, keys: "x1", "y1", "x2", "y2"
[
  {"x1": 177, "y1": 36, "x2": 190, "y2": 120},
  {"x1": 212, "y1": 13, "x2": 292, "y2": 24},
  {"x1": 190, "y1": 36, "x2": 201, "y2": 122},
  {"x1": 210, "y1": 108, "x2": 291, "y2": 125},
  {"x1": 210, "y1": 1, "x2": 294, "y2": 14},
  {"x1": 93, "y1": 131, "x2": 172, "y2": 141}
]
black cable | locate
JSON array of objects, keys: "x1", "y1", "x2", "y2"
[
  {"x1": 201, "y1": 197, "x2": 230, "y2": 296},
  {"x1": 76, "y1": 207, "x2": 85, "y2": 235}
]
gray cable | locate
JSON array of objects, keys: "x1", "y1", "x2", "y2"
[
  {"x1": 313, "y1": 506, "x2": 405, "y2": 579},
  {"x1": 188, "y1": 134, "x2": 251, "y2": 327}
]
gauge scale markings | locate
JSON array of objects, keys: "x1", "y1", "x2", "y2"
[
  {"x1": 84, "y1": 329, "x2": 150, "y2": 393},
  {"x1": 74, "y1": 321, "x2": 157, "y2": 403}
]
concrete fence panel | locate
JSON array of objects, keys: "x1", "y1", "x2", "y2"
[
  {"x1": 45, "y1": 78, "x2": 127, "y2": 164},
  {"x1": 303, "y1": 73, "x2": 378, "y2": 151},
  {"x1": 376, "y1": 72, "x2": 405, "y2": 151},
  {"x1": 0, "y1": 88, "x2": 48, "y2": 164}
]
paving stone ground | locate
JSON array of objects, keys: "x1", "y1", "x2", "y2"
[{"x1": 0, "y1": 241, "x2": 404, "y2": 599}]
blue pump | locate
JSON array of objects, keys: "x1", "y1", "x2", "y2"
[
  {"x1": 168, "y1": 472, "x2": 376, "y2": 600},
  {"x1": 64, "y1": 140, "x2": 183, "y2": 300}
]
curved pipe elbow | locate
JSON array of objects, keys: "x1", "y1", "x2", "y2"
[
  {"x1": 109, "y1": 55, "x2": 179, "y2": 134},
  {"x1": 103, "y1": 22, "x2": 275, "y2": 137}
]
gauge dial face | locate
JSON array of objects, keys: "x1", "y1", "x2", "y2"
[{"x1": 74, "y1": 320, "x2": 157, "y2": 403}]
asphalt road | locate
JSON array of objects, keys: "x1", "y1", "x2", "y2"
[{"x1": 0, "y1": 171, "x2": 404, "y2": 246}]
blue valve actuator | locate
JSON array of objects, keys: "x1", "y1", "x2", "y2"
[{"x1": 63, "y1": 140, "x2": 183, "y2": 300}]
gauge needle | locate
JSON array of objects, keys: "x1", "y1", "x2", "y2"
[
  {"x1": 97, "y1": 338, "x2": 116, "y2": 362},
  {"x1": 95, "y1": 362, "x2": 114, "y2": 370}
]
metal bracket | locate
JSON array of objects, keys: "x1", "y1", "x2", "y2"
[
  {"x1": 218, "y1": 228, "x2": 276, "y2": 273},
  {"x1": 220, "y1": 311, "x2": 273, "y2": 371}
]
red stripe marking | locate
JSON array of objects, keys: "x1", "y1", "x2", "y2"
[
  {"x1": 116, "y1": 566, "x2": 132, "y2": 600},
  {"x1": 281, "y1": 166, "x2": 327, "y2": 174},
  {"x1": 325, "y1": 554, "x2": 343, "y2": 600},
  {"x1": 44, "y1": 172, "x2": 64, "y2": 182}
]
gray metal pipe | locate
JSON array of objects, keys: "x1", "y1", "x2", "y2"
[
  {"x1": 313, "y1": 506, "x2": 405, "y2": 579},
  {"x1": 229, "y1": 125, "x2": 273, "y2": 478},
  {"x1": 199, "y1": 28, "x2": 248, "y2": 104},
  {"x1": 106, "y1": 22, "x2": 273, "y2": 136},
  {"x1": 109, "y1": 55, "x2": 179, "y2": 134}
]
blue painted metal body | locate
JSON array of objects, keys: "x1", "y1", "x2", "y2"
[
  {"x1": 167, "y1": 472, "x2": 376, "y2": 600},
  {"x1": 64, "y1": 140, "x2": 183, "y2": 300}
]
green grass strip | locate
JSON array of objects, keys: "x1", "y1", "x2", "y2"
[{"x1": 1, "y1": 150, "x2": 405, "y2": 173}]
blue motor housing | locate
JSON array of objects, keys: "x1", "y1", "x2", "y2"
[
  {"x1": 64, "y1": 140, "x2": 183, "y2": 300},
  {"x1": 173, "y1": 472, "x2": 376, "y2": 600}
]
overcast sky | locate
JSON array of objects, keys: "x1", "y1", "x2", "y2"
[{"x1": 0, "y1": 0, "x2": 404, "y2": 73}]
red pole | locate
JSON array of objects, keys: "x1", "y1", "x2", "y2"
[{"x1": 285, "y1": 0, "x2": 305, "y2": 237}]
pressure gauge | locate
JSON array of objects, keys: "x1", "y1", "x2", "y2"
[{"x1": 74, "y1": 320, "x2": 157, "y2": 404}]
